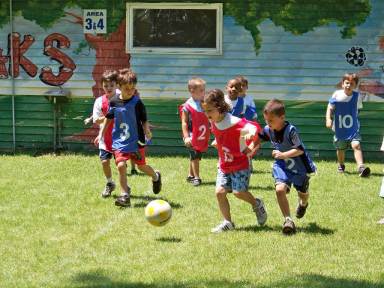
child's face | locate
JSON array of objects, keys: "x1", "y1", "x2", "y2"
[
  {"x1": 263, "y1": 112, "x2": 285, "y2": 131},
  {"x1": 203, "y1": 103, "x2": 222, "y2": 123},
  {"x1": 239, "y1": 83, "x2": 248, "y2": 97},
  {"x1": 102, "y1": 80, "x2": 117, "y2": 98},
  {"x1": 342, "y1": 79, "x2": 357, "y2": 95},
  {"x1": 189, "y1": 85, "x2": 205, "y2": 101},
  {"x1": 226, "y1": 80, "x2": 241, "y2": 99},
  {"x1": 119, "y1": 83, "x2": 136, "y2": 99}
]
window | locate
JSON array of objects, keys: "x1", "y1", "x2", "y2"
[{"x1": 126, "y1": 3, "x2": 223, "y2": 55}]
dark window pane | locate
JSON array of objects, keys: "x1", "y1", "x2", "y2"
[{"x1": 132, "y1": 9, "x2": 217, "y2": 48}]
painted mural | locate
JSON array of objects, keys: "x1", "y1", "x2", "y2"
[{"x1": 0, "y1": 0, "x2": 383, "y2": 101}]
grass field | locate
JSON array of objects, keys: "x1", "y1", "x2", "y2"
[{"x1": 0, "y1": 154, "x2": 383, "y2": 288}]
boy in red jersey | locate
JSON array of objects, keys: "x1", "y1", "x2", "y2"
[
  {"x1": 202, "y1": 89, "x2": 267, "y2": 233},
  {"x1": 180, "y1": 78, "x2": 210, "y2": 186},
  {"x1": 91, "y1": 70, "x2": 118, "y2": 197}
]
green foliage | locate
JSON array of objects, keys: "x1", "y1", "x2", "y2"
[
  {"x1": 0, "y1": 0, "x2": 372, "y2": 53},
  {"x1": 0, "y1": 155, "x2": 383, "y2": 287}
]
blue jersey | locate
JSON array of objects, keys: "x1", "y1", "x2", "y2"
[
  {"x1": 329, "y1": 91, "x2": 359, "y2": 140},
  {"x1": 262, "y1": 122, "x2": 316, "y2": 175},
  {"x1": 231, "y1": 97, "x2": 245, "y2": 118},
  {"x1": 108, "y1": 95, "x2": 139, "y2": 153}
]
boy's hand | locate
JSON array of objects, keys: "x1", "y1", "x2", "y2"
[
  {"x1": 84, "y1": 116, "x2": 93, "y2": 125},
  {"x1": 145, "y1": 130, "x2": 152, "y2": 140},
  {"x1": 272, "y1": 150, "x2": 286, "y2": 159},
  {"x1": 183, "y1": 137, "x2": 192, "y2": 148},
  {"x1": 326, "y1": 119, "x2": 333, "y2": 129},
  {"x1": 93, "y1": 135, "x2": 100, "y2": 146},
  {"x1": 211, "y1": 139, "x2": 217, "y2": 149}
]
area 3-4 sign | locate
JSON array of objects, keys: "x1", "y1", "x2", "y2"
[{"x1": 83, "y1": 9, "x2": 107, "y2": 34}]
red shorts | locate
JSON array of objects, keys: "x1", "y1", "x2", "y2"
[{"x1": 114, "y1": 147, "x2": 146, "y2": 165}]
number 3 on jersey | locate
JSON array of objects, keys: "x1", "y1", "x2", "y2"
[{"x1": 119, "y1": 123, "x2": 130, "y2": 141}]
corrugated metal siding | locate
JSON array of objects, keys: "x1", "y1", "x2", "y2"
[{"x1": 1, "y1": 96, "x2": 382, "y2": 161}]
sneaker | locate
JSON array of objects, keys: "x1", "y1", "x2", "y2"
[
  {"x1": 282, "y1": 218, "x2": 296, "y2": 234},
  {"x1": 192, "y1": 178, "x2": 202, "y2": 186},
  {"x1": 358, "y1": 166, "x2": 371, "y2": 177},
  {"x1": 101, "y1": 182, "x2": 116, "y2": 198},
  {"x1": 115, "y1": 193, "x2": 131, "y2": 207},
  {"x1": 152, "y1": 171, "x2": 162, "y2": 194},
  {"x1": 338, "y1": 164, "x2": 345, "y2": 173},
  {"x1": 296, "y1": 203, "x2": 308, "y2": 219},
  {"x1": 186, "y1": 175, "x2": 194, "y2": 183},
  {"x1": 131, "y1": 169, "x2": 138, "y2": 175},
  {"x1": 211, "y1": 220, "x2": 235, "y2": 233},
  {"x1": 253, "y1": 198, "x2": 267, "y2": 226}
]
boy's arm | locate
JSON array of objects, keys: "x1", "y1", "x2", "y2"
[
  {"x1": 272, "y1": 148, "x2": 303, "y2": 160},
  {"x1": 142, "y1": 120, "x2": 152, "y2": 140},
  {"x1": 181, "y1": 110, "x2": 192, "y2": 147},
  {"x1": 94, "y1": 118, "x2": 112, "y2": 145},
  {"x1": 325, "y1": 103, "x2": 334, "y2": 129}
]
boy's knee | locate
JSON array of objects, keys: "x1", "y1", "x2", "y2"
[
  {"x1": 275, "y1": 184, "x2": 288, "y2": 195},
  {"x1": 215, "y1": 187, "x2": 227, "y2": 196},
  {"x1": 351, "y1": 142, "x2": 361, "y2": 150}
]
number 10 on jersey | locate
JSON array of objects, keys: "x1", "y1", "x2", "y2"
[{"x1": 83, "y1": 9, "x2": 107, "y2": 34}]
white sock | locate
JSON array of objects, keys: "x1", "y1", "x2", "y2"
[{"x1": 106, "y1": 177, "x2": 113, "y2": 183}]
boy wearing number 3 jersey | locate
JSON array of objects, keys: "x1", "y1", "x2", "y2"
[
  {"x1": 97, "y1": 69, "x2": 161, "y2": 207},
  {"x1": 326, "y1": 73, "x2": 370, "y2": 177},
  {"x1": 259, "y1": 99, "x2": 316, "y2": 234}
]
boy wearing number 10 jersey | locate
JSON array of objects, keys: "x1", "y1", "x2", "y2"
[{"x1": 326, "y1": 73, "x2": 370, "y2": 177}]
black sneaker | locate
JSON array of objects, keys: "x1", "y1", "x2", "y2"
[
  {"x1": 192, "y1": 178, "x2": 202, "y2": 186},
  {"x1": 338, "y1": 164, "x2": 345, "y2": 173},
  {"x1": 152, "y1": 171, "x2": 162, "y2": 194},
  {"x1": 115, "y1": 193, "x2": 131, "y2": 207},
  {"x1": 101, "y1": 182, "x2": 116, "y2": 198},
  {"x1": 131, "y1": 168, "x2": 138, "y2": 175},
  {"x1": 296, "y1": 203, "x2": 308, "y2": 219},
  {"x1": 282, "y1": 218, "x2": 296, "y2": 235},
  {"x1": 358, "y1": 166, "x2": 371, "y2": 177},
  {"x1": 186, "y1": 175, "x2": 194, "y2": 183}
]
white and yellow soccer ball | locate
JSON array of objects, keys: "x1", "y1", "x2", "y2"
[{"x1": 145, "y1": 200, "x2": 172, "y2": 227}]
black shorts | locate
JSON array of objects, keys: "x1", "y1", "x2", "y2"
[{"x1": 189, "y1": 149, "x2": 203, "y2": 160}]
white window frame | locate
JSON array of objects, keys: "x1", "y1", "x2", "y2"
[{"x1": 126, "y1": 2, "x2": 223, "y2": 55}]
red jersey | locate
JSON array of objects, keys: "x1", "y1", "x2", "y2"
[
  {"x1": 212, "y1": 118, "x2": 256, "y2": 173},
  {"x1": 179, "y1": 100, "x2": 210, "y2": 152},
  {"x1": 101, "y1": 94, "x2": 113, "y2": 152}
]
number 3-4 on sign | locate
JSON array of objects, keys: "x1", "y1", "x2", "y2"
[{"x1": 83, "y1": 9, "x2": 107, "y2": 34}]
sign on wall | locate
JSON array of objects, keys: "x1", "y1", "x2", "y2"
[{"x1": 83, "y1": 9, "x2": 107, "y2": 34}]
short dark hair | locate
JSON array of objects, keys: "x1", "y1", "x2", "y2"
[
  {"x1": 342, "y1": 73, "x2": 359, "y2": 85},
  {"x1": 263, "y1": 98, "x2": 285, "y2": 116},
  {"x1": 118, "y1": 68, "x2": 137, "y2": 85},
  {"x1": 203, "y1": 89, "x2": 231, "y2": 114},
  {"x1": 101, "y1": 70, "x2": 118, "y2": 84},
  {"x1": 235, "y1": 75, "x2": 248, "y2": 87}
]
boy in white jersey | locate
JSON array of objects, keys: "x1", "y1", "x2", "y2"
[
  {"x1": 326, "y1": 73, "x2": 370, "y2": 177},
  {"x1": 202, "y1": 89, "x2": 267, "y2": 233}
]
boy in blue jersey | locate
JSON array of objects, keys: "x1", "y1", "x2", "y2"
[
  {"x1": 97, "y1": 69, "x2": 162, "y2": 207},
  {"x1": 225, "y1": 78, "x2": 246, "y2": 118},
  {"x1": 326, "y1": 73, "x2": 370, "y2": 177},
  {"x1": 260, "y1": 99, "x2": 316, "y2": 234},
  {"x1": 236, "y1": 76, "x2": 257, "y2": 121}
]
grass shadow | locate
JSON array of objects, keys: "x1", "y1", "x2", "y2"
[
  {"x1": 297, "y1": 222, "x2": 335, "y2": 235},
  {"x1": 248, "y1": 185, "x2": 274, "y2": 191},
  {"x1": 156, "y1": 236, "x2": 182, "y2": 243}
]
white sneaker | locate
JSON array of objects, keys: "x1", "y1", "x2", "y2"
[
  {"x1": 211, "y1": 220, "x2": 235, "y2": 233},
  {"x1": 253, "y1": 198, "x2": 267, "y2": 226}
]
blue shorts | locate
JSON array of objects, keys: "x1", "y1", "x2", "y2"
[
  {"x1": 216, "y1": 168, "x2": 251, "y2": 192},
  {"x1": 272, "y1": 164, "x2": 310, "y2": 193},
  {"x1": 99, "y1": 149, "x2": 113, "y2": 161},
  {"x1": 333, "y1": 132, "x2": 361, "y2": 150}
]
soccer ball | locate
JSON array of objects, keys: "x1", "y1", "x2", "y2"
[
  {"x1": 145, "y1": 199, "x2": 172, "y2": 227},
  {"x1": 345, "y1": 46, "x2": 366, "y2": 67}
]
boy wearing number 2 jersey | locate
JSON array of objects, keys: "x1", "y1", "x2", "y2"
[
  {"x1": 260, "y1": 99, "x2": 316, "y2": 235},
  {"x1": 326, "y1": 73, "x2": 370, "y2": 177},
  {"x1": 97, "y1": 69, "x2": 162, "y2": 207}
]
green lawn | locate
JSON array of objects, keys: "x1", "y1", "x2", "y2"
[{"x1": 0, "y1": 154, "x2": 383, "y2": 288}]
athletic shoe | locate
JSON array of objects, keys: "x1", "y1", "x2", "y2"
[
  {"x1": 101, "y1": 182, "x2": 116, "y2": 198},
  {"x1": 186, "y1": 175, "x2": 194, "y2": 183},
  {"x1": 358, "y1": 166, "x2": 371, "y2": 177},
  {"x1": 337, "y1": 164, "x2": 345, "y2": 173},
  {"x1": 253, "y1": 198, "x2": 267, "y2": 226},
  {"x1": 282, "y1": 218, "x2": 296, "y2": 234},
  {"x1": 115, "y1": 193, "x2": 131, "y2": 207},
  {"x1": 296, "y1": 203, "x2": 308, "y2": 219},
  {"x1": 152, "y1": 171, "x2": 162, "y2": 194},
  {"x1": 192, "y1": 178, "x2": 202, "y2": 186},
  {"x1": 211, "y1": 220, "x2": 235, "y2": 233},
  {"x1": 131, "y1": 168, "x2": 138, "y2": 175}
]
